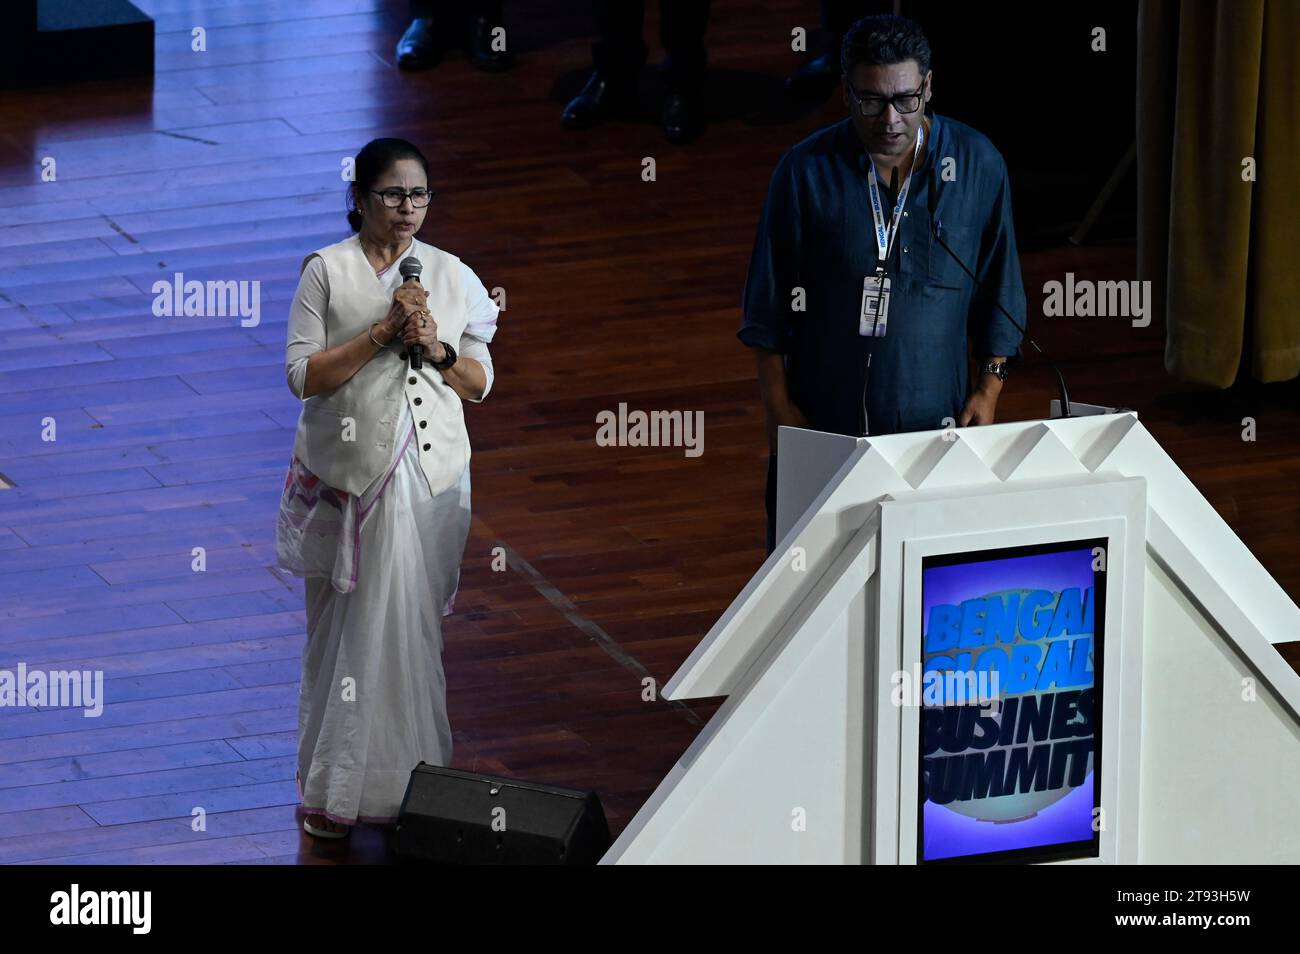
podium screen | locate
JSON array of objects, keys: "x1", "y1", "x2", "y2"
[{"x1": 917, "y1": 539, "x2": 1106, "y2": 864}]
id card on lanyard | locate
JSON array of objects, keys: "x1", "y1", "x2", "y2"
[{"x1": 860, "y1": 123, "x2": 923, "y2": 338}]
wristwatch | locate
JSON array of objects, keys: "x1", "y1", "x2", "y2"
[
  {"x1": 979, "y1": 359, "x2": 1009, "y2": 381},
  {"x1": 430, "y1": 340, "x2": 457, "y2": 370}
]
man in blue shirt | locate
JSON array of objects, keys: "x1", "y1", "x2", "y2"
[{"x1": 740, "y1": 14, "x2": 1026, "y2": 554}]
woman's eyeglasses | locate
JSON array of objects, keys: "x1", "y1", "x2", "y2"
[{"x1": 370, "y1": 188, "x2": 434, "y2": 208}]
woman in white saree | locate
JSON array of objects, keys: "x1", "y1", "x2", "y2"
[{"x1": 276, "y1": 138, "x2": 499, "y2": 839}]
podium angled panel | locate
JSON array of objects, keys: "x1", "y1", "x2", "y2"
[
  {"x1": 1147, "y1": 511, "x2": 1300, "y2": 721},
  {"x1": 908, "y1": 437, "x2": 999, "y2": 491},
  {"x1": 604, "y1": 589, "x2": 866, "y2": 863},
  {"x1": 1092, "y1": 422, "x2": 1300, "y2": 645},
  {"x1": 776, "y1": 426, "x2": 862, "y2": 544},
  {"x1": 945, "y1": 419, "x2": 1043, "y2": 470},
  {"x1": 852, "y1": 444, "x2": 914, "y2": 497},
  {"x1": 1137, "y1": 554, "x2": 1300, "y2": 862},
  {"x1": 994, "y1": 426, "x2": 1090, "y2": 482},
  {"x1": 604, "y1": 522, "x2": 879, "y2": 863},
  {"x1": 864, "y1": 428, "x2": 956, "y2": 482},
  {"x1": 668, "y1": 443, "x2": 908, "y2": 700},
  {"x1": 1045, "y1": 411, "x2": 1139, "y2": 471}
]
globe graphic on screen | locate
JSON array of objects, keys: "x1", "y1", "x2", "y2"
[{"x1": 926, "y1": 587, "x2": 1095, "y2": 823}]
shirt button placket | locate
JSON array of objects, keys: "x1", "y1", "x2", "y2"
[{"x1": 407, "y1": 375, "x2": 430, "y2": 453}]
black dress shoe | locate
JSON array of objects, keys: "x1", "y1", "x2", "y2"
[
  {"x1": 560, "y1": 72, "x2": 638, "y2": 129},
  {"x1": 396, "y1": 17, "x2": 441, "y2": 70},
  {"x1": 661, "y1": 90, "x2": 703, "y2": 144},
  {"x1": 469, "y1": 15, "x2": 515, "y2": 71},
  {"x1": 786, "y1": 52, "x2": 839, "y2": 96}
]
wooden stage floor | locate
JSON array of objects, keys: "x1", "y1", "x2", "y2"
[{"x1": 0, "y1": 0, "x2": 1296, "y2": 864}]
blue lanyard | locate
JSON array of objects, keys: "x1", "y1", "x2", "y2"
[{"x1": 866, "y1": 123, "x2": 924, "y2": 267}]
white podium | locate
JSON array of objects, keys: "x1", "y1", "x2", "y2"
[{"x1": 601, "y1": 412, "x2": 1300, "y2": 864}]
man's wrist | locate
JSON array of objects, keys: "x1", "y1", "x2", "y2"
[{"x1": 977, "y1": 357, "x2": 1008, "y2": 390}]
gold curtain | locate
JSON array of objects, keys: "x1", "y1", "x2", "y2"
[{"x1": 1137, "y1": 0, "x2": 1300, "y2": 386}]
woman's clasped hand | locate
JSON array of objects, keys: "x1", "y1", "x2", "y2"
[{"x1": 382, "y1": 278, "x2": 443, "y2": 359}]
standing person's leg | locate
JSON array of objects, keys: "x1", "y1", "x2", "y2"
[
  {"x1": 659, "y1": 0, "x2": 710, "y2": 143},
  {"x1": 397, "y1": 0, "x2": 448, "y2": 70},
  {"x1": 466, "y1": 0, "x2": 514, "y2": 71},
  {"x1": 561, "y1": 0, "x2": 646, "y2": 128},
  {"x1": 593, "y1": 0, "x2": 648, "y2": 85},
  {"x1": 660, "y1": 0, "x2": 709, "y2": 93},
  {"x1": 788, "y1": 0, "x2": 882, "y2": 95}
]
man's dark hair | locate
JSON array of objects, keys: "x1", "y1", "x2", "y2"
[{"x1": 841, "y1": 14, "x2": 932, "y2": 78}]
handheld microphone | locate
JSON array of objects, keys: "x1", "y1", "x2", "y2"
[
  {"x1": 397, "y1": 256, "x2": 424, "y2": 370},
  {"x1": 926, "y1": 167, "x2": 1073, "y2": 418}
]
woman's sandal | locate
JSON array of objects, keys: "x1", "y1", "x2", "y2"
[{"x1": 303, "y1": 813, "x2": 352, "y2": 839}]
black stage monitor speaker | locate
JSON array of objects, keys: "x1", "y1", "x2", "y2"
[{"x1": 392, "y1": 763, "x2": 612, "y2": 865}]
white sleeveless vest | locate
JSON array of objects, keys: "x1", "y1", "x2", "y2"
[{"x1": 290, "y1": 234, "x2": 470, "y2": 497}]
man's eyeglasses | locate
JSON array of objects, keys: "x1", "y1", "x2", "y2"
[
  {"x1": 371, "y1": 188, "x2": 434, "y2": 208},
  {"x1": 846, "y1": 81, "x2": 927, "y2": 118}
]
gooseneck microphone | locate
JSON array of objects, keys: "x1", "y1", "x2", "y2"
[
  {"x1": 927, "y1": 167, "x2": 1073, "y2": 418},
  {"x1": 397, "y1": 256, "x2": 424, "y2": 370}
]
